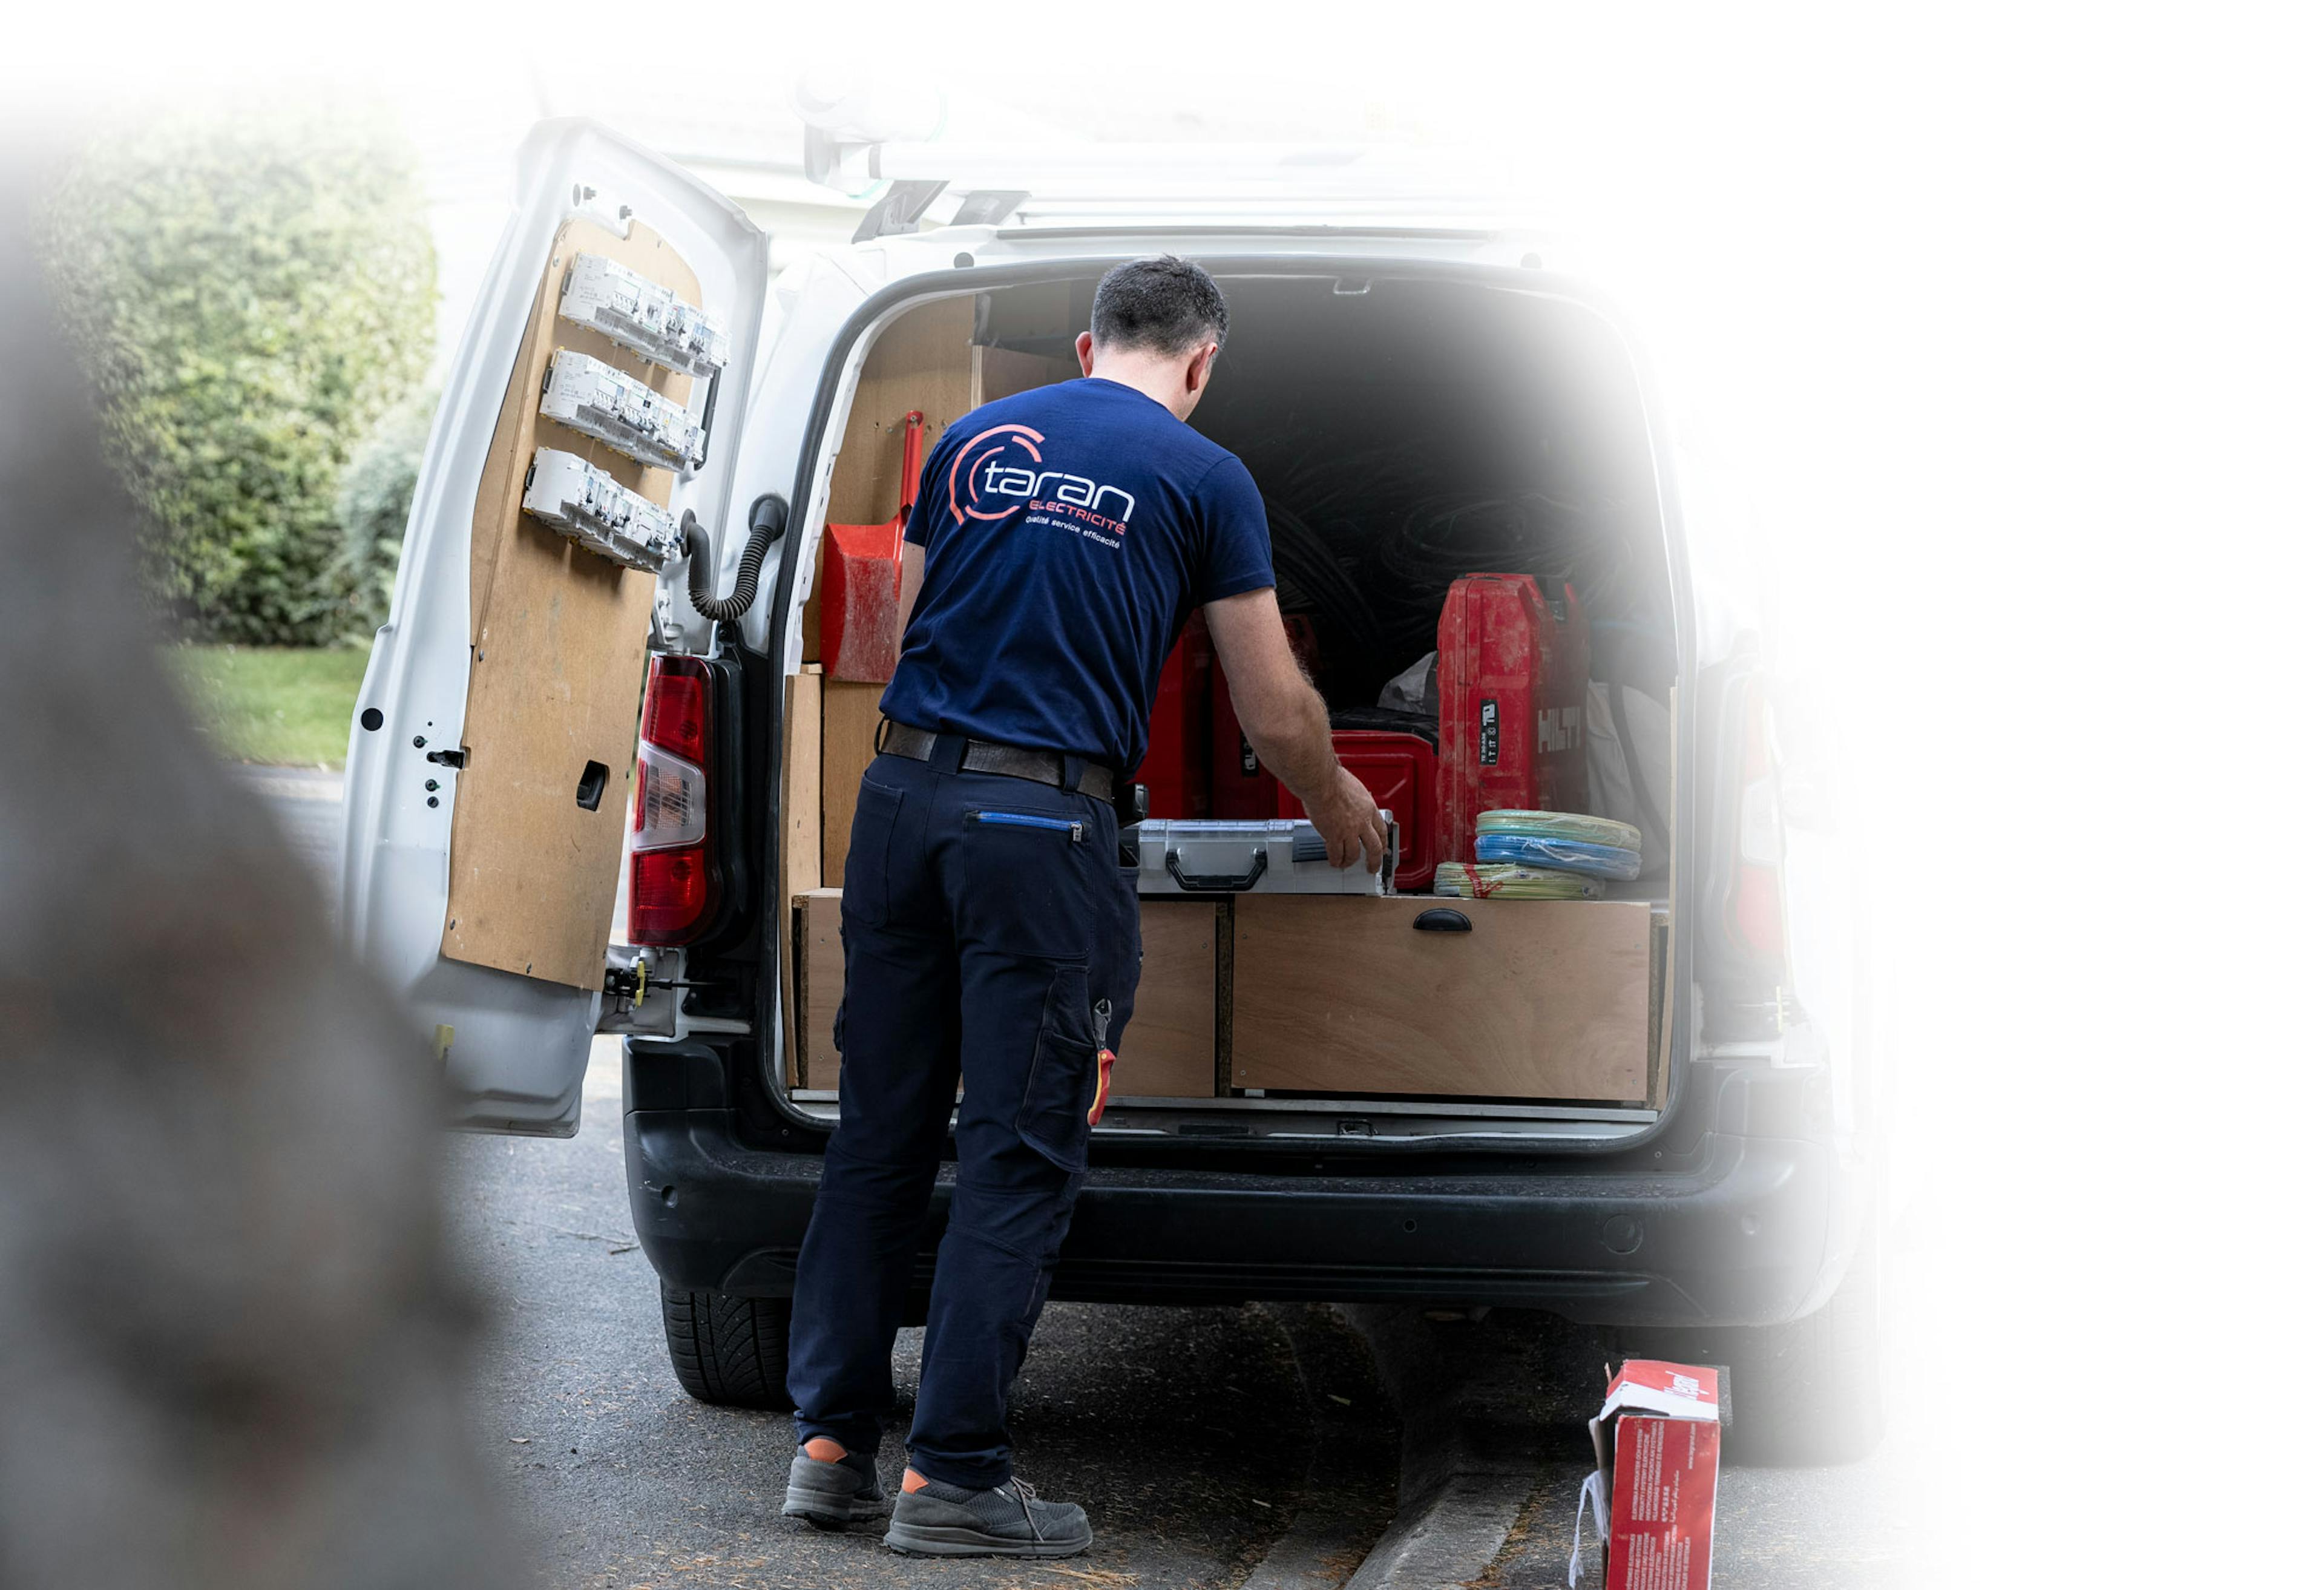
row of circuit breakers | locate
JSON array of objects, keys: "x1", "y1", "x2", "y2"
[{"x1": 518, "y1": 253, "x2": 730, "y2": 572}]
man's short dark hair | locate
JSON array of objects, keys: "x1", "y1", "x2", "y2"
[{"x1": 1091, "y1": 255, "x2": 1229, "y2": 356}]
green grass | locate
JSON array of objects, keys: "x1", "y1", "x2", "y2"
[{"x1": 167, "y1": 643, "x2": 372, "y2": 769}]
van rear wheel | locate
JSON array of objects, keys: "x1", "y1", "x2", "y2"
[{"x1": 660, "y1": 1285, "x2": 794, "y2": 1410}]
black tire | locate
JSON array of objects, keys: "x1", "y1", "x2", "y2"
[
  {"x1": 1624, "y1": 1237, "x2": 1884, "y2": 1465},
  {"x1": 660, "y1": 1285, "x2": 795, "y2": 1410}
]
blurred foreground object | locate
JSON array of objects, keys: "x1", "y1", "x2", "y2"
[{"x1": 0, "y1": 177, "x2": 502, "y2": 1590}]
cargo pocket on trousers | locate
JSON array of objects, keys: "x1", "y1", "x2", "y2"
[
  {"x1": 1100, "y1": 864, "x2": 1143, "y2": 1046},
  {"x1": 1016, "y1": 962, "x2": 1100, "y2": 1174}
]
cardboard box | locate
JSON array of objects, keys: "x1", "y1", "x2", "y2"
[
  {"x1": 820, "y1": 678, "x2": 888, "y2": 885},
  {"x1": 783, "y1": 669, "x2": 823, "y2": 894},
  {"x1": 792, "y1": 889, "x2": 844, "y2": 1089},
  {"x1": 1571, "y1": 1360, "x2": 1724, "y2": 1589}
]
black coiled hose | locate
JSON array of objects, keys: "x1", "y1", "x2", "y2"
[{"x1": 683, "y1": 494, "x2": 787, "y2": 623}]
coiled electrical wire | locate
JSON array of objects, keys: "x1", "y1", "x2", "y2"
[{"x1": 1261, "y1": 494, "x2": 1385, "y2": 663}]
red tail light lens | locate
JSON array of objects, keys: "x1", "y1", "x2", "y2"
[
  {"x1": 629, "y1": 656, "x2": 717, "y2": 946},
  {"x1": 641, "y1": 669, "x2": 707, "y2": 764},
  {"x1": 630, "y1": 846, "x2": 712, "y2": 942}
]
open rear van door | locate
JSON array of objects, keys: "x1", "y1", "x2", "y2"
[{"x1": 340, "y1": 120, "x2": 766, "y2": 1135}]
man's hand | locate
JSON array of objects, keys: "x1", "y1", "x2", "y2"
[{"x1": 1310, "y1": 764, "x2": 1390, "y2": 873}]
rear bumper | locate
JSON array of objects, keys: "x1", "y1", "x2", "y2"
[{"x1": 626, "y1": 1070, "x2": 1855, "y2": 1331}]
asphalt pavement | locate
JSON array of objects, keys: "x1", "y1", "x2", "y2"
[{"x1": 266, "y1": 769, "x2": 1927, "y2": 1588}]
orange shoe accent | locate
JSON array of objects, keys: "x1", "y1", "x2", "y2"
[
  {"x1": 803, "y1": 1437, "x2": 850, "y2": 1463},
  {"x1": 902, "y1": 1468, "x2": 931, "y2": 1494}
]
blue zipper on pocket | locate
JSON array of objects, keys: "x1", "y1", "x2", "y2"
[{"x1": 971, "y1": 810, "x2": 1086, "y2": 842}]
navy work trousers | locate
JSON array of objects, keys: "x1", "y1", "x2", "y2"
[{"x1": 787, "y1": 741, "x2": 1140, "y2": 1490}]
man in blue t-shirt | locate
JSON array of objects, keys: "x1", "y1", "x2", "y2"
[{"x1": 784, "y1": 258, "x2": 1385, "y2": 1558}]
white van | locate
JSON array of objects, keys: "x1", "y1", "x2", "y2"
[{"x1": 343, "y1": 119, "x2": 1881, "y2": 1460}]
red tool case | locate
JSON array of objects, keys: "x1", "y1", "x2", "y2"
[
  {"x1": 818, "y1": 410, "x2": 924, "y2": 682},
  {"x1": 1434, "y1": 573, "x2": 1590, "y2": 863},
  {"x1": 1210, "y1": 614, "x2": 1320, "y2": 817},
  {"x1": 1273, "y1": 729, "x2": 1439, "y2": 892},
  {"x1": 1137, "y1": 612, "x2": 1212, "y2": 819}
]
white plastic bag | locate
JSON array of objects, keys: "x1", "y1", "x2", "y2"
[{"x1": 1585, "y1": 683, "x2": 1672, "y2": 879}]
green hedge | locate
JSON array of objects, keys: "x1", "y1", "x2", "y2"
[
  {"x1": 41, "y1": 105, "x2": 437, "y2": 645},
  {"x1": 338, "y1": 386, "x2": 440, "y2": 633}
]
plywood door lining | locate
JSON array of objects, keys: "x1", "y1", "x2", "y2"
[{"x1": 442, "y1": 218, "x2": 699, "y2": 988}]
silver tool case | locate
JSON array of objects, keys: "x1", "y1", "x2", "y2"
[{"x1": 1134, "y1": 815, "x2": 1396, "y2": 896}]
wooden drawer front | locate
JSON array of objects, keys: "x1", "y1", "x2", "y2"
[
  {"x1": 1230, "y1": 896, "x2": 1652, "y2": 1102},
  {"x1": 792, "y1": 892, "x2": 1218, "y2": 1101},
  {"x1": 1116, "y1": 901, "x2": 1218, "y2": 1100}
]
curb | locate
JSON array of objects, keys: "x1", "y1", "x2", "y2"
[{"x1": 1343, "y1": 1469, "x2": 1539, "y2": 1590}]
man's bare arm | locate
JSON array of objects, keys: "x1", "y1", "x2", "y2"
[{"x1": 1204, "y1": 586, "x2": 1387, "y2": 870}]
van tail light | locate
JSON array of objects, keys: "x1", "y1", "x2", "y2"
[
  {"x1": 1727, "y1": 681, "x2": 1788, "y2": 967},
  {"x1": 629, "y1": 655, "x2": 718, "y2": 945}
]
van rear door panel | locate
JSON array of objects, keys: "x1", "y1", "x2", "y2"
[{"x1": 341, "y1": 120, "x2": 765, "y2": 1135}]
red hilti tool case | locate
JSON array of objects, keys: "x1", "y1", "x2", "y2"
[{"x1": 1434, "y1": 574, "x2": 1589, "y2": 864}]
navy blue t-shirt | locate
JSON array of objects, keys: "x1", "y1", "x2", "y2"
[{"x1": 878, "y1": 376, "x2": 1275, "y2": 772}]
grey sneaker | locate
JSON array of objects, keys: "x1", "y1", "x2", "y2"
[
  {"x1": 884, "y1": 1474, "x2": 1093, "y2": 1558},
  {"x1": 781, "y1": 1444, "x2": 888, "y2": 1530}
]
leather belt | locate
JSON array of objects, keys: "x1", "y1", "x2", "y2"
[{"x1": 879, "y1": 721, "x2": 1115, "y2": 801}]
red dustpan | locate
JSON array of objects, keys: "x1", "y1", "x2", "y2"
[{"x1": 819, "y1": 410, "x2": 925, "y2": 682}]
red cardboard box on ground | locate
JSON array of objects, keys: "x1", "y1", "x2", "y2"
[{"x1": 1571, "y1": 1360, "x2": 1723, "y2": 1589}]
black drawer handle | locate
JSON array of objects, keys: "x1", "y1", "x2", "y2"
[
  {"x1": 1413, "y1": 908, "x2": 1472, "y2": 932},
  {"x1": 1165, "y1": 846, "x2": 1269, "y2": 892}
]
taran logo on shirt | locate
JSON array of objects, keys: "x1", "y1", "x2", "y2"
[{"x1": 948, "y1": 422, "x2": 1137, "y2": 533}]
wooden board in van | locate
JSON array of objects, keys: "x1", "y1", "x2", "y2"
[{"x1": 1230, "y1": 896, "x2": 1653, "y2": 1103}]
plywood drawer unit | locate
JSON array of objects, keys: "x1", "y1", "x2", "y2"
[
  {"x1": 790, "y1": 891, "x2": 1219, "y2": 1100},
  {"x1": 1229, "y1": 896, "x2": 1655, "y2": 1103},
  {"x1": 1114, "y1": 900, "x2": 1219, "y2": 1100}
]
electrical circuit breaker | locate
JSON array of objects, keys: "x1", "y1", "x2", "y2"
[
  {"x1": 538, "y1": 349, "x2": 704, "y2": 471},
  {"x1": 557, "y1": 253, "x2": 729, "y2": 378},
  {"x1": 520, "y1": 446, "x2": 683, "y2": 571}
]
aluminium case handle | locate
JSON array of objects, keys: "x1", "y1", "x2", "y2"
[{"x1": 1164, "y1": 846, "x2": 1269, "y2": 893}]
